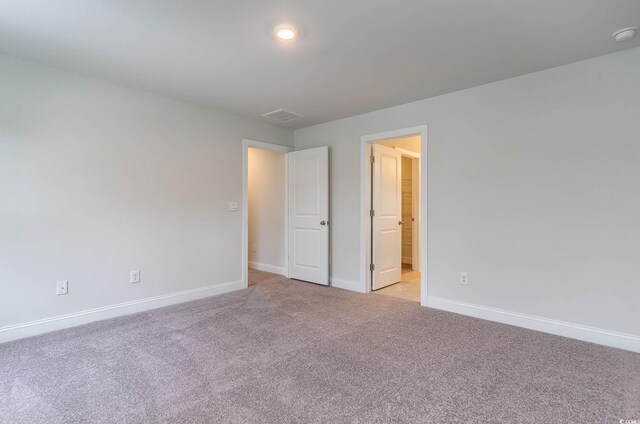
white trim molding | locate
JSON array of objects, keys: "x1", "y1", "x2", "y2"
[
  {"x1": 0, "y1": 280, "x2": 243, "y2": 344},
  {"x1": 248, "y1": 261, "x2": 286, "y2": 276},
  {"x1": 331, "y1": 277, "x2": 366, "y2": 293},
  {"x1": 426, "y1": 296, "x2": 640, "y2": 353}
]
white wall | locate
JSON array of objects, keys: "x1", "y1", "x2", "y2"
[
  {"x1": 0, "y1": 53, "x2": 292, "y2": 333},
  {"x1": 248, "y1": 147, "x2": 286, "y2": 274},
  {"x1": 294, "y1": 47, "x2": 640, "y2": 337}
]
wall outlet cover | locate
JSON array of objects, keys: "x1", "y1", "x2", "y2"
[
  {"x1": 56, "y1": 281, "x2": 68, "y2": 295},
  {"x1": 130, "y1": 270, "x2": 141, "y2": 284}
]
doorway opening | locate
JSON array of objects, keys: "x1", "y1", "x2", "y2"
[
  {"x1": 242, "y1": 140, "x2": 330, "y2": 288},
  {"x1": 360, "y1": 126, "x2": 427, "y2": 304},
  {"x1": 241, "y1": 139, "x2": 293, "y2": 288},
  {"x1": 371, "y1": 136, "x2": 421, "y2": 301}
]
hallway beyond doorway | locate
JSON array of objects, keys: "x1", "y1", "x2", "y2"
[{"x1": 375, "y1": 264, "x2": 420, "y2": 302}]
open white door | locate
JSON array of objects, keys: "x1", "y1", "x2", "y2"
[
  {"x1": 288, "y1": 147, "x2": 329, "y2": 285},
  {"x1": 372, "y1": 144, "x2": 402, "y2": 290}
]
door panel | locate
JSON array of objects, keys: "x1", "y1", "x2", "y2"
[
  {"x1": 288, "y1": 147, "x2": 329, "y2": 285},
  {"x1": 372, "y1": 144, "x2": 402, "y2": 290},
  {"x1": 293, "y1": 229, "x2": 320, "y2": 268},
  {"x1": 294, "y1": 157, "x2": 320, "y2": 215}
]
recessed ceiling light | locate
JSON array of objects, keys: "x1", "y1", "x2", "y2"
[
  {"x1": 274, "y1": 24, "x2": 297, "y2": 42},
  {"x1": 612, "y1": 27, "x2": 638, "y2": 42}
]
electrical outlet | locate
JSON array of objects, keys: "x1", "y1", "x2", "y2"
[
  {"x1": 56, "y1": 281, "x2": 68, "y2": 295},
  {"x1": 130, "y1": 270, "x2": 140, "y2": 284},
  {"x1": 459, "y1": 272, "x2": 469, "y2": 285},
  {"x1": 252, "y1": 243, "x2": 257, "y2": 253},
  {"x1": 229, "y1": 201, "x2": 239, "y2": 211}
]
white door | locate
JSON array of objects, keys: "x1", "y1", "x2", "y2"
[
  {"x1": 288, "y1": 147, "x2": 329, "y2": 285},
  {"x1": 372, "y1": 144, "x2": 402, "y2": 290}
]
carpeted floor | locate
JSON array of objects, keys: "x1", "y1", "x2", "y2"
[{"x1": 1, "y1": 270, "x2": 639, "y2": 423}]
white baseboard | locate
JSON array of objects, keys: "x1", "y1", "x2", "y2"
[
  {"x1": 248, "y1": 261, "x2": 286, "y2": 276},
  {"x1": 331, "y1": 277, "x2": 366, "y2": 293},
  {"x1": 0, "y1": 280, "x2": 243, "y2": 344},
  {"x1": 426, "y1": 296, "x2": 640, "y2": 353}
]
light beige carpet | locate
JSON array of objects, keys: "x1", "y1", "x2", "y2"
[{"x1": 1, "y1": 269, "x2": 638, "y2": 423}]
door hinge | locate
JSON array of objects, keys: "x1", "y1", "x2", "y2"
[
  {"x1": 370, "y1": 155, "x2": 375, "y2": 164},
  {"x1": 370, "y1": 209, "x2": 375, "y2": 217},
  {"x1": 370, "y1": 263, "x2": 375, "y2": 272}
]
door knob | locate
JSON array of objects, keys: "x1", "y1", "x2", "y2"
[
  {"x1": 320, "y1": 220, "x2": 327, "y2": 226},
  {"x1": 398, "y1": 220, "x2": 403, "y2": 225}
]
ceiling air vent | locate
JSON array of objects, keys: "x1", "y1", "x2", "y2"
[{"x1": 262, "y1": 108, "x2": 303, "y2": 122}]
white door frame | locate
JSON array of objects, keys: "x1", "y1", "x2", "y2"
[
  {"x1": 241, "y1": 139, "x2": 294, "y2": 289},
  {"x1": 360, "y1": 125, "x2": 428, "y2": 305}
]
